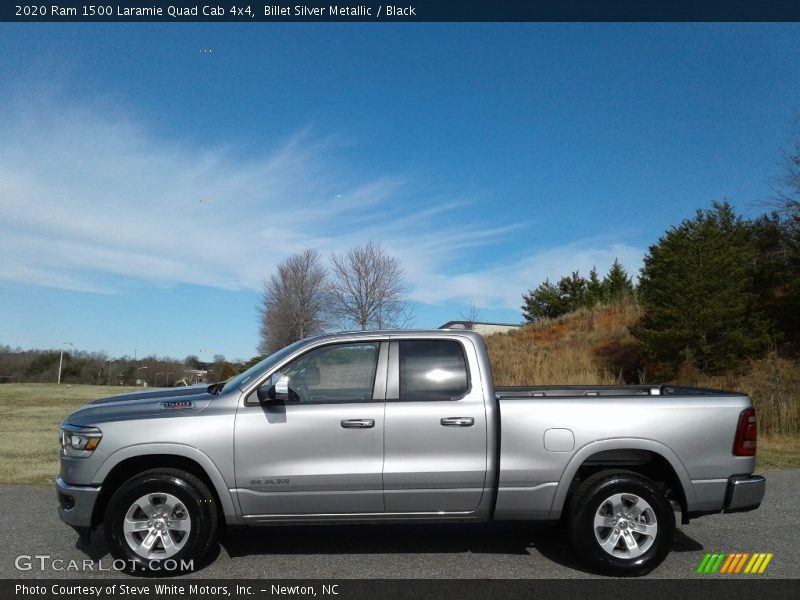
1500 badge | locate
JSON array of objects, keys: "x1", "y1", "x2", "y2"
[{"x1": 160, "y1": 400, "x2": 193, "y2": 410}]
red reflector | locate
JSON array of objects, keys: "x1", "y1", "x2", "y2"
[{"x1": 733, "y1": 408, "x2": 757, "y2": 456}]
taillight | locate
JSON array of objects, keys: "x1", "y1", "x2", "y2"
[{"x1": 733, "y1": 408, "x2": 757, "y2": 456}]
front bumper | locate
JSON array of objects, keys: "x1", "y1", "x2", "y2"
[
  {"x1": 724, "y1": 474, "x2": 766, "y2": 513},
  {"x1": 55, "y1": 475, "x2": 101, "y2": 530}
]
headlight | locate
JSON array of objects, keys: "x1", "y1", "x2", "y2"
[{"x1": 60, "y1": 424, "x2": 102, "y2": 458}]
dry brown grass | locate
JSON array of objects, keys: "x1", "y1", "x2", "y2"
[
  {"x1": 486, "y1": 299, "x2": 643, "y2": 386},
  {"x1": 486, "y1": 300, "x2": 800, "y2": 443},
  {"x1": 0, "y1": 384, "x2": 138, "y2": 485},
  {"x1": 674, "y1": 354, "x2": 800, "y2": 436}
]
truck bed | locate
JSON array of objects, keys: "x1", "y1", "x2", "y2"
[{"x1": 492, "y1": 382, "x2": 755, "y2": 522}]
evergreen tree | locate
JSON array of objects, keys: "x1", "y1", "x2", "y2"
[
  {"x1": 557, "y1": 271, "x2": 588, "y2": 312},
  {"x1": 602, "y1": 258, "x2": 635, "y2": 301},
  {"x1": 586, "y1": 266, "x2": 605, "y2": 306},
  {"x1": 522, "y1": 271, "x2": 589, "y2": 322},
  {"x1": 522, "y1": 279, "x2": 563, "y2": 322},
  {"x1": 769, "y1": 123, "x2": 800, "y2": 346},
  {"x1": 751, "y1": 213, "x2": 800, "y2": 346},
  {"x1": 634, "y1": 202, "x2": 771, "y2": 374}
]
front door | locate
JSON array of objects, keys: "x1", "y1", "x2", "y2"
[{"x1": 234, "y1": 341, "x2": 386, "y2": 518}]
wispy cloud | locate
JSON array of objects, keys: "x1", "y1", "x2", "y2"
[
  {"x1": 403, "y1": 241, "x2": 644, "y2": 309},
  {"x1": 0, "y1": 93, "x2": 643, "y2": 312}
]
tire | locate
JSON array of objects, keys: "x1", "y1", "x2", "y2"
[
  {"x1": 567, "y1": 470, "x2": 675, "y2": 577},
  {"x1": 104, "y1": 468, "x2": 218, "y2": 574}
]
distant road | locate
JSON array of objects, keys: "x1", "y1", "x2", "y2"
[{"x1": 1, "y1": 469, "x2": 797, "y2": 579}]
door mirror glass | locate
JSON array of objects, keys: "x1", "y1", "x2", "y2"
[{"x1": 273, "y1": 372, "x2": 289, "y2": 396}]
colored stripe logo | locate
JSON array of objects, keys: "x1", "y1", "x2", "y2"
[{"x1": 696, "y1": 552, "x2": 773, "y2": 574}]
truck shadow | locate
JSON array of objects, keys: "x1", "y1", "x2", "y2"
[
  {"x1": 76, "y1": 522, "x2": 703, "y2": 577},
  {"x1": 219, "y1": 521, "x2": 555, "y2": 558},
  {"x1": 215, "y1": 522, "x2": 704, "y2": 575}
]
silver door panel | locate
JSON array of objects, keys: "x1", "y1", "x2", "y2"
[{"x1": 235, "y1": 401, "x2": 385, "y2": 515}]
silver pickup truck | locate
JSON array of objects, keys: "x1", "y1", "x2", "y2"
[{"x1": 56, "y1": 329, "x2": 765, "y2": 576}]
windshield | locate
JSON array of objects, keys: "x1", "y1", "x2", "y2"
[{"x1": 220, "y1": 339, "x2": 310, "y2": 394}]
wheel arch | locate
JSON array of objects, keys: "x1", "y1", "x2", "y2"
[
  {"x1": 91, "y1": 444, "x2": 240, "y2": 528},
  {"x1": 549, "y1": 438, "x2": 695, "y2": 522}
]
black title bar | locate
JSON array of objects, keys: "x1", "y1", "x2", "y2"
[
  {"x1": 5, "y1": 579, "x2": 800, "y2": 600},
  {"x1": 3, "y1": 1, "x2": 800, "y2": 22}
]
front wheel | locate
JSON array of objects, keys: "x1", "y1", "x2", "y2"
[
  {"x1": 567, "y1": 470, "x2": 675, "y2": 576},
  {"x1": 104, "y1": 468, "x2": 218, "y2": 573}
]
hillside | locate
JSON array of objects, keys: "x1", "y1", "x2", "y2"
[
  {"x1": 485, "y1": 301, "x2": 800, "y2": 440},
  {"x1": 487, "y1": 300, "x2": 643, "y2": 386}
]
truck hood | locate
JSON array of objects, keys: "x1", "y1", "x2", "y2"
[
  {"x1": 88, "y1": 384, "x2": 209, "y2": 405},
  {"x1": 63, "y1": 385, "x2": 215, "y2": 426}
]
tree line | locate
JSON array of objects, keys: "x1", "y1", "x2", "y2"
[
  {"x1": 0, "y1": 346, "x2": 243, "y2": 386},
  {"x1": 521, "y1": 259, "x2": 636, "y2": 321},
  {"x1": 520, "y1": 128, "x2": 800, "y2": 377}
]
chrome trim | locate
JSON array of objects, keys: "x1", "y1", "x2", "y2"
[
  {"x1": 62, "y1": 423, "x2": 102, "y2": 435},
  {"x1": 726, "y1": 475, "x2": 766, "y2": 511},
  {"x1": 441, "y1": 417, "x2": 475, "y2": 427},
  {"x1": 243, "y1": 510, "x2": 474, "y2": 518},
  {"x1": 340, "y1": 419, "x2": 375, "y2": 429}
]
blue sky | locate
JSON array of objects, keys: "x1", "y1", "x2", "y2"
[{"x1": 1, "y1": 23, "x2": 799, "y2": 361}]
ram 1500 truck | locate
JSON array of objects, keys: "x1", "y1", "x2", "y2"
[{"x1": 56, "y1": 330, "x2": 765, "y2": 576}]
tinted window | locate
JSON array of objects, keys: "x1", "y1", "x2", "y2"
[
  {"x1": 280, "y1": 342, "x2": 380, "y2": 404},
  {"x1": 399, "y1": 340, "x2": 468, "y2": 401}
]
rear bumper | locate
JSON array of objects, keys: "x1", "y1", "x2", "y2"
[
  {"x1": 724, "y1": 474, "x2": 766, "y2": 513},
  {"x1": 55, "y1": 475, "x2": 101, "y2": 531}
]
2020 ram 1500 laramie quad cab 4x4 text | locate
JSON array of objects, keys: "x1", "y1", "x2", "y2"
[{"x1": 56, "y1": 330, "x2": 765, "y2": 576}]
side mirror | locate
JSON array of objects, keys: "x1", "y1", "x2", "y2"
[{"x1": 257, "y1": 372, "x2": 289, "y2": 404}]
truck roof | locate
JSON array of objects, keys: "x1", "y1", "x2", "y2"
[{"x1": 303, "y1": 328, "x2": 484, "y2": 344}]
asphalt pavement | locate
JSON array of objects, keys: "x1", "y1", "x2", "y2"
[{"x1": 1, "y1": 469, "x2": 797, "y2": 579}]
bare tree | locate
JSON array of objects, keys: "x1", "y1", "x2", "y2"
[
  {"x1": 776, "y1": 120, "x2": 800, "y2": 219},
  {"x1": 459, "y1": 301, "x2": 481, "y2": 330},
  {"x1": 258, "y1": 249, "x2": 329, "y2": 354},
  {"x1": 329, "y1": 241, "x2": 411, "y2": 330}
]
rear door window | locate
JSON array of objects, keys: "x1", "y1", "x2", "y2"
[{"x1": 398, "y1": 340, "x2": 469, "y2": 401}]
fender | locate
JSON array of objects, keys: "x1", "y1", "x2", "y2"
[
  {"x1": 548, "y1": 437, "x2": 696, "y2": 519},
  {"x1": 95, "y1": 442, "x2": 241, "y2": 524}
]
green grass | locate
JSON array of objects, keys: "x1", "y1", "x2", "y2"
[
  {"x1": 0, "y1": 383, "x2": 138, "y2": 485},
  {"x1": 0, "y1": 383, "x2": 797, "y2": 486}
]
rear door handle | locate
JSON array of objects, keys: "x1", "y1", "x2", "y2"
[
  {"x1": 341, "y1": 419, "x2": 375, "y2": 429},
  {"x1": 440, "y1": 417, "x2": 474, "y2": 427}
]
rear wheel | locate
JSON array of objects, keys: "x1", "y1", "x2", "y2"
[
  {"x1": 567, "y1": 470, "x2": 675, "y2": 576},
  {"x1": 104, "y1": 468, "x2": 217, "y2": 573}
]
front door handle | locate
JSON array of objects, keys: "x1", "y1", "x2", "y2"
[
  {"x1": 341, "y1": 419, "x2": 375, "y2": 429},
  {"x1": 440, "y1": 417, "x2": 474, "y2": 427}
]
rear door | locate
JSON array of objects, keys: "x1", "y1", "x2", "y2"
[{"x1": 383, "y1": 338, "x2": 488, "y2": 513}]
